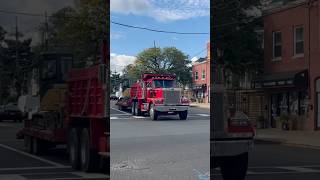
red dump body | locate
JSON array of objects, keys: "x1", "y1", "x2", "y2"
[
  {"x1": 67, "y1": 65, "x2": 106, "y2": 118},
  {"x1": 17, "y1": 64, "x2": 109, "y2": 172}
]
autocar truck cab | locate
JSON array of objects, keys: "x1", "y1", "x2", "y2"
[{"x1": 145, "y1": 75, "x2": 189, "y2": 114}]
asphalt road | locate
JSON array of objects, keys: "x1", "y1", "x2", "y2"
[
  {"x1": 212, "y1": 141, "x2": 320, "y2": 179},
  {"x1": 110, "y1": 101, "x2": 210, "y2": 180},
  {"x1": 0, "y1": 121, "x2": 109, "y2": 180}
]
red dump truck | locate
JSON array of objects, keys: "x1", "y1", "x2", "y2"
[
  {"x1": 17, "y1": 53, "x2": 109, "y2": 173},
  {"x1": 116, "y1": 74, "x2": 190, "y2": 120},
  {"x1": 211, "y1": 64, "x2": 255, "y2": 180}
]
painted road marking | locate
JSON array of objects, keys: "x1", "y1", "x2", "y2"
[
  {"x1": 0, "y1": 144, "x2": 68, "y2": 168},
  {"x1": 132, "y1": 116, "x2": 147, "y2": 119},
  {"x1": 110, "y1": 107, "x2": 131, "y2": 115}
]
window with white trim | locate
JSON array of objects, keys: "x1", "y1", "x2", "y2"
[
  {"x1": 195, "y1": 71, "x2": 198, "y2": 80},
  {"x1": 273, "y1": 31, "x2": 282, "y2": 59},
  {"x1": 294, "y1": 26, "x2": 304, "y2": 55}
]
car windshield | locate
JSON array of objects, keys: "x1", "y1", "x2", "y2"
[{"x1": 154, "y1": 80, "x2": 175, "y2": 88}]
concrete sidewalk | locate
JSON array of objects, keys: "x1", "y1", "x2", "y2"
[
  {"x1": 255, "y1": 128, "x2": 320, "y2": 149},
  {"x1": 189, "y1": 103, "x2": 210, "y2": 109}
]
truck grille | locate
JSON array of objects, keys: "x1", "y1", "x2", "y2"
[{"x1": 163, "y1": 88, "x2": 181, "y2": 104}]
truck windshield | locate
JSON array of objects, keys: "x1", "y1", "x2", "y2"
[{"x1": 154, "y1": 80, "x2": 175, "y2": 88}]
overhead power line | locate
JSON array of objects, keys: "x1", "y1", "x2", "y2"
[{"x1": 111, "y1": 21, "x2": 209, "y2": 35}]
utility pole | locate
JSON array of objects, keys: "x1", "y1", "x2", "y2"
[{"x1": 45, "y1": 11, "x2": 49, "y2": 51}]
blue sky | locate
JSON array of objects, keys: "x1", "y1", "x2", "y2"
[{"x1": 110, "y1": 0, "x2": 210, "y2": 73}]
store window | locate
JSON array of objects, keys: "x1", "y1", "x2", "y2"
[
  {"x1": 294, "y1": 26, "x2": 304, "y2": 55},
  {"x1": 273, "y1": 31, "x2": 282, "y2": 59}
]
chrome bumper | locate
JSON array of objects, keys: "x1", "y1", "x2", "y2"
[{"x1": 154, "y1": 105, "x2": 189, "y2": 112}]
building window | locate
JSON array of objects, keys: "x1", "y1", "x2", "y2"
[
  {"x1": 294, "y1": 26, "x2": 304, "y2": 55},
  {"x1": 202, "y1": 70, "x2": 205, "y2": 79},
  {"x1": 195, "y1": 71, "x2": 198, "y2": 80},
  {"x1": 273, "y1": 31, "x2": 282, "y2": 59}
]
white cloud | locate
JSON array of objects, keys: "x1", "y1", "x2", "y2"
[
  {"x1": 111, "y1": 31, "x2": 125, "y2": 40},
  {"x1": 111, "y1": 0, "x2": 152, "y2": 15},
  {"x1": 110, "y1": 0, "x2": 209, "y2": 22},
  {"x1": 110, "y1": 53, "x2": 136, "y2": 74}
]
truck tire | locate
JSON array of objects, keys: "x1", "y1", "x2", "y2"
[
  {"x1": 80, "y1": 128, "x2": 99, "y2": 172},
  {"x1": 69, "y1": 128, "x2": 80, "y2": 170},
  {"x1": 24, "y1": 136, "x2": 33, "y2": 154},
  {"x1": 131, "y1": 102, "x2": 136, "y2": 115},
  {"x1": 32, "y1": 138, "x2": 42, "y2": 155},
  {"x1": 149, "y1": 104, "x2": 158, "y2": 120},
  {"x1": 220, "y1": 152, "x2": 248, "y2": 180},
  {"x1": 135, "y1": 102, "x2": 141, "y2": 116},
  {"x1": 179, "y1": 111, "x2": 188, "y2": 120}
]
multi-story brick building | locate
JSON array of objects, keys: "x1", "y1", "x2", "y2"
[
  {"x1": 253, "y1": 0, "x2": 320, "y2": 130},
  {"x1": 192, "y1": 42, "x2": 210, "y2": 103}
]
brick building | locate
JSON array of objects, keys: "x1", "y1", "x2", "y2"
[
  {"x1": 253, "y1": 0, "x2": 320, "y2": 130},
  {"x1": 192, "y1": 42, "x2": 210, "y2": 103}
]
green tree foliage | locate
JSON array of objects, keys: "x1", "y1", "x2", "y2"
[
  {"x1": 212, "y1": 0, "x2": 263, "y2": 76},
  {"x1": 37, "y1": 0, "x2": 108, "y2": 67},
  {"x1": 123, "y1": 47, "x2": 192, "y2": 86},
  {"x1": 0, "y1": 26, "x2": 33, "y2": 103}
]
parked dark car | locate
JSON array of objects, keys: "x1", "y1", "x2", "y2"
[{"x1": 0, "y1": 104, "x2": 23, "y2": 122}]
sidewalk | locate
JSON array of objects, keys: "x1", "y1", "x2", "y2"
[
  {"x1": 255, "y1": 128, "x2": 320, "y2": 149},
  {"x1": 189, "y1": 103, "x2": 210, "y2": 109}
]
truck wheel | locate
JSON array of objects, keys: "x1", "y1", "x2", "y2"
[
  {"x1": 220, "y1": 152, "x2": 248, "y2": 180},
  {"x1": 80, "y1": 128, "x2": 99, "y2": 172},
  {"x1": 69, "y1": 128, "x2": 80, "y2": 170},
  {"x1": 135, "y1": 102, "x2": 141, "y2": 116},
  {"x1": 131, "y1": 102, "x2": 136, "y2": 115},
  {"x1": 149, "y1": 104, "x2": 158, "y2": 120},
  {"x1": 24, "y1": 136, "x2": 33, "y2": 153},
  {"x1": 179, "y1": 111, "x2": 188, "y2": 120},
  {"x1": 32, "y1": 138, "x2": 43, "y2": 155}
]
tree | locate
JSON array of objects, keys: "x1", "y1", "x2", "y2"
[
  {"x1": 123, "y1": 47, "x2": 192, "y2": 86},
  {"x1": 212, "y1": 0, "x2": 263, "y2": 80},
  {"x1": 0, "y1": 26, "x2": 33, "y2": 103},
  {"x1": 37, "y1": 0, "x2": 108, "y2": 67}
]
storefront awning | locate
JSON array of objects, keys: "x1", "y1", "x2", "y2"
[{"x1": 252, "y1": 70, "x2": 308, "y2": 89}]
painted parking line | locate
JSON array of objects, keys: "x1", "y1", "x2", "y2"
[
  {"x1": 110, "y1": 107, "x2": 131, "y2": 115},
  {"x1": 0, "y1": 144, "x2": 68, "y2": 168}
]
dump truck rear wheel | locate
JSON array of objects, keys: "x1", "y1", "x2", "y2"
[
  {"x1": 24, "y1": 136, "x2": 33, "y2": 153},
  {"x1": 80, "y1": 128, "x2": 99, "y2": 172},
  {"x1": 69, "y1": 128, "x2": 80, "y2": 170}
]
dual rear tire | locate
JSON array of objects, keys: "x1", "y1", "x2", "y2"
[{"x1": 69, "y1": 128, "x2": 99, "y2": 172}]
